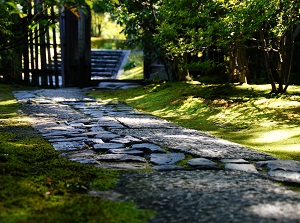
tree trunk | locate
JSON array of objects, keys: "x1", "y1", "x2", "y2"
[{"x1": 260, "y1": 29, "x2": 277, "y2": 92}]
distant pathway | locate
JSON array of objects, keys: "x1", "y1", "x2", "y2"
[{"x1": 13, "y1": 87, "x2": 300, "y2": 223}]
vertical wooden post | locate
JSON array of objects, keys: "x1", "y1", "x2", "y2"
[{"x1": 60, "y1": 5, "x2": 91, "y2": 87}]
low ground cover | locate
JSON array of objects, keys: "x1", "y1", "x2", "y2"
[
  {"x1": 89, "y1": 82, "x2": 300, "y2": 161},
  {"x1": 0, "y1": 84, "x2": 154, "y2": 223}
]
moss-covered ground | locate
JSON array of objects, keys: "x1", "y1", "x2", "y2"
[
  {"x1": 0, "y1": 84, "x2": 155, "y2": 223},
  {"x1": 88, "y1": 82, "x2": 300, "y2": 162}
]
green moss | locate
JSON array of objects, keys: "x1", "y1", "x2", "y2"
[
  {"x1": 0, "y1": 84, "x2": 155, "y2": 223},
  {"x1": 88, "y1": 82, "x2": 300, "y2": 161}
]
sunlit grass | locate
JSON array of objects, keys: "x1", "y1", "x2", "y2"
[
  {"x1": 89, "y1": 82, "x2": 300, "y2": 161},
  {"x1": 119, "y1": 66, "x2": 143, "y2": 80}
]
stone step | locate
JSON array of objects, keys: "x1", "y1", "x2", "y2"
[{"x1": 49, "y1": 49, "x2": 126, "y2": 79}]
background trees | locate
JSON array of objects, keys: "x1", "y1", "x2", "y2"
[{"x1": 104, "y1": 0, "x2": 300, "y2": 92}]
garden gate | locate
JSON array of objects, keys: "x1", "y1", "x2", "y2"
[{"x1": 21, "y1": 1, "x2": 91, "y2": 87}]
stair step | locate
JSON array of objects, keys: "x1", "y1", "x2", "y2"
[{"x1": 49, "y1": 49, "x2": 126, "y2": 79}]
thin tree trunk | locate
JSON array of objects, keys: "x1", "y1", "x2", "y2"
[{"x1": 260, "y1": 29, "x2": 277, "y2": 92}]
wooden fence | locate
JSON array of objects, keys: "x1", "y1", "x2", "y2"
[{"x1": 21, "y1": 1, "x2": 61, "y2": 87}]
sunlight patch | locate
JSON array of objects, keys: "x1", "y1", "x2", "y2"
[
  {"x1": 252, "y1": 129, "x2": 298, "y2": 143},
  {"x1": 249, "y1": 202, "x2": 300, "y2": 220}
]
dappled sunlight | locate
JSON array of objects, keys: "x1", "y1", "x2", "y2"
[
  {"x1": 127, "y1": 94, "x2": 146, "y2": 102},
  {"x1": 248, "y1": 202, "x2": 300, "y2": 220},
  {"x1": 0, "y1": 99, "x2": 17, "y2": 106},
  {"x1": 252, "y1": 129, "x2": 300, "y2": 144},
  {"x1": 120, "y1": 66, "x2": 143, "y2": 80}
]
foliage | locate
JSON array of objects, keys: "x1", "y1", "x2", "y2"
[
  {"x1": 89, "y1": 82, "x2": 300, "y2": 161},
  {"x1": 0, "y1": 84, "x2": 155, "y2": 222},
  {"x1": 103, "y1": 0, "x2": 300, "y2": 91}
]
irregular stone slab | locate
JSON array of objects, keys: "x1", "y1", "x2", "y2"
[
  {"x1": 91, "y1": 126, "x2": 106, "y2": 132},
  {"x1": 220, "y1": 159, "x2": 249, "y2": 164},
  {"x1": 69, "y1": 158, "x2": 99, "y2": 164},
  {"x1": 96, "y1": 162, "x2": 149, "y2": 170},
  {"x1": 59, "y1": 149, "x2": 96, "y2": 158},
  {"x1": 153, "y1": 165, "x2": 185, "y2": 171},
  {"x1": 48, "y1": 137, "x2": 86, "y2": 143},
  {"x1": 132, "y1": 143, "x2": 166, "y2": 153},
  {"x1": 52, "y1": 141, "x2": 88, "y2": 151},
  {"x1": 150, "y1": 153, "x2": 185, "y2": 165},
  {"x1": 95, "y1": 133, "x2": 120, "y2": 140},
  {"x1": 83, "y1": 138, "x2": 104, "y2": 146},
  {"x1": 268, "y1": 170, "x2": 300, "y2": 183},
  {"x1": 225, "y1": 163, "x2": 258, "y2": 173},
  {"x1": 96, "y1": 154, "x2": 147, "y2": 163},
  {"x1": 187, "y1": 158, "x2": 219, "y2": 169},
  {"x1": 110, "y1": 135, "x2": 142, "y2": 145},
  {"x1": 108, "y1": 148, "x2": 144, "y2": 156},
  {"x1": 116, "y1": 116, "x2": 175, "y2": 129},
  {"x1": 93, "y1": 143, "x2": 124, "y2": 151},
  {"x1": 257, "y1": 160, "x2": 300, "y2": 172}
]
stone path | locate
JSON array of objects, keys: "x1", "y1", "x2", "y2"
[{"x1": 13, "y1": 87, "x2": 300, "y2": 223}]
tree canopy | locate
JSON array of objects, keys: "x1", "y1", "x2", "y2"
[{"x1": 104, "y1": 0, "x2": 300, "y2": 92}]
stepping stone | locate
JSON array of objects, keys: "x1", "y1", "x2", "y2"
[
  {"x1": 220, "y1": 159, "x2": 249, "y2": 164},
  {"x1": 59, "y1": 149, "x2": 96, "y2": 159},
  {"x1": 69, "y1": 158, "x2": 99, "y2": 164},
  {"x1": 187, "y1": 158, "x2": 219, "y2": 169},
  {"x1": 153, "y1": 165, "x2": 185, "y2": 171},
  {"x1": 268, "y1": 170, "x2": 300, "y2": 183},
  {"x1": 97, "y1": 162, "x2": 148, "y2": 170},
  {"x1": 95, "y1": 133, "x2": 120, "y2": 140},
  {"x1": 108, "y1": 148, "x2": 144, "y2": 156},
  {"x1": 48, "y1": 137, "x2": 86, "y2": 143},
  {"x1": 110, "y1": 135, "x2": 142, "y2": 144},
  {"x1": 150, "y1": 153, "x2": 185, "y2": 165},
  {"x1": 96, "y1": 154, "x2": 147, "y2": 163},
  {"x1": 91, "y1": 126, "x2": 106, "y2": 132},
  {"x1": 93, "y1": 143, "x2": 124, "y2": 151},
  {"x1": 225, "y1": 163, "x2": 258, "y2": 173},
  {"x1": 83, "y1": 138, "x2": 104, "y2": 146},
  {"x1": 132, "y1": 143, "x2": 166, "y2": 153},
  {"x1": 257, "y1": 160, "x2": 300, "y2": 172},
  {"x1": 52, "y1": 141, "x2": 88, "y2": 151}
]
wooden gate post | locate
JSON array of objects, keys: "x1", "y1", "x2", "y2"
[{"x1": 60, "y1": 5, "x2": 91, "y2": 87}]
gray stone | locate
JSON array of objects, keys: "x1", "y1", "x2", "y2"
[
  {"x1": 115, "y1": 116, "x2": 175, "y2": 129},
  {"x1": 108, "y1": 148, "x2": 144, "y2": 156},
  {"x1": 93, "y1": 143, "x2": 124, "y2": 151},
  {"x1": 59, "y1": 149, "x2": 96, "y2": 159},
  {"x1": 96, "y1": 162, "x2": 149, "y2": 170},
  {"x1": 90, "y1": 126, "x2": 106, "y2": 132},
  {"x1": 95, "y1": 133, "x2": 120, "y2": 140},
  {"x1": 150, "y1": 153, "x2": 185, "y2": 165},
  {"x1": 268, "y1": 170, "x2": 300, "y2": 183},
  {"x1": 110, "y1": 135, "x2": 142, "y2": 144},
  {"x1": 96, "y1": 154, "x2": 147, "y2": 163},
  {"x1": 187, "y1": 158, "x2": 219, "y2": 169},
  {"x1": 225, "y1": 163, "x2": 258, "y2": 173},
  {"x1": 132, "y1": 143, "x2": 166, "y2": 153},
  {"x1": 48, "y1": 137, "x2": 87, "y2": 143},
  {"x1": 83, "y1": 138, "x2": 104, "y2": 146},
  {"x1": 52, "y1": 141, "x2": 88, "y2": 151},
  {"x1": 220, "y1": 158, "x2": 249, "y2": 164},
  {"x1": 257, "y1": 160, "x2": 300, "y2": 172}
]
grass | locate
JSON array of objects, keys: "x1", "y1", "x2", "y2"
[
  {"x1": 0, "y1": 83, "x2": 155, "y2": 223},
  {"x1": 120, "y1": 50, "x2": 144, "y2": 80},
  {"x1": 88, "y1": 81, "x2": 300, "y2": 162}
]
